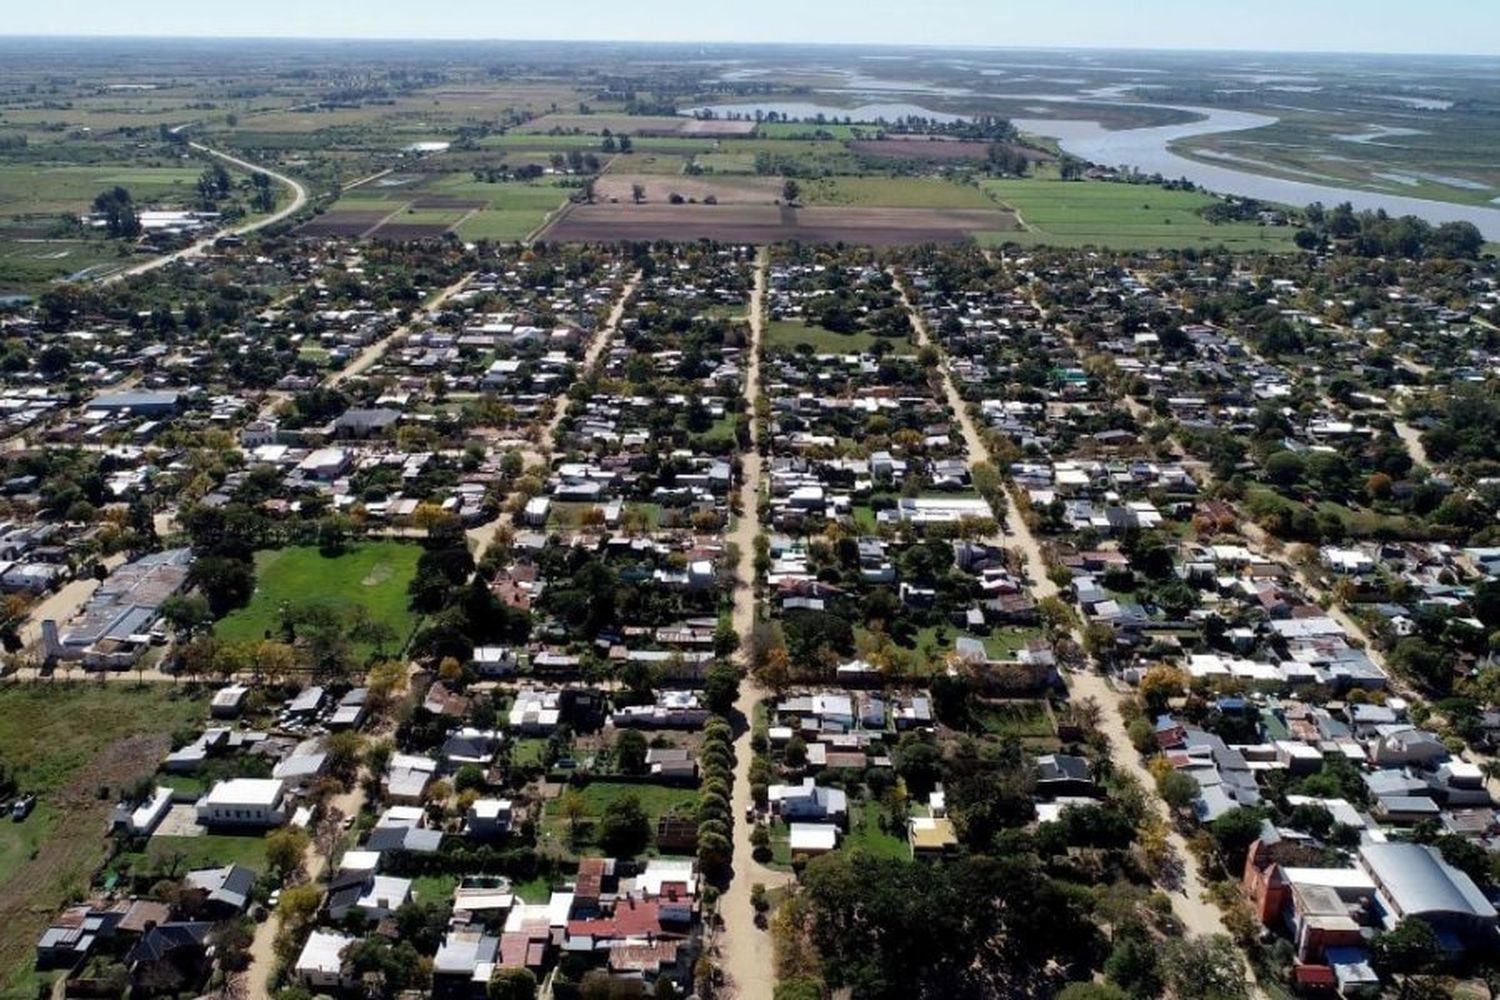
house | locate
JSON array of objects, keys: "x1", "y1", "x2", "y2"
[
  {"x1": 1034, "y1": 754, "x2": 1097, "y2": 799},
  {"x1": 326, "y1": 871, "x2": 413, "y2": 921},
  {"x1": 467, "y1": 799, "x2": 513, "y2": 840},
  {"x1": 124, "y1": 921, "x2": 213, "y2": 993},
  {"x1": 787, "y1": 822, "x2": 839, "y2": 855},
  {"x1": 35, "y1": 904, "x2": 122, "y2": 969},
  {"x1": 182, "y1": 864, "x2": 257, "y2": 917},
  {"x1": 294, "y1": 930, "x2": 357, "y2": 991},
  {"x1": 211, "y1": 684, "x2": 249, "y2": 718},
  {"x1": 1359, "y1": 842, "x2": 1498, "y2": 943},
  {"x1": 110, "y1": 785, "x2": 173, "y2": 836},
  {"x1": 195, "y1": 778, "x2": 287, "y2": 828},
  {"x1": 768, "y1": 777, "x2": 847, "y2": 823},
  {"x1": 908, "y1": 816, "x2": 959, "y2": 859}
]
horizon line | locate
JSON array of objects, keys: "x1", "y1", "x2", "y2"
[{"x1": 0, "y1": 33, "x2": 1496, "y2": 60}]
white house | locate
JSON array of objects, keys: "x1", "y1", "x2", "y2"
[
  {"x1": 769, "y1": 777, "x2": 847, "y2": 823},
  {"x1": 294, "y1": 930, "x2": 356, "y2": 990},
  {"x1": 196, "y1": 778, "x2": 287, "y2": 828}
]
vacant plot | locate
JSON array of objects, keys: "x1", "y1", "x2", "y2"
[
  {"x1": 758, "y1": 122, "x2": 869, "y2": 140},
  {"x1": 980, "y1": 178, "x2": 1295, "y2": 250},
  {"x1": 593, "y1": 174, "x2": 781, "y2": 206},
  {"x1": 215, "y1": 542, "x2": 422, "y2": 653},
  {"x1": 539, "y1": 781, "x2": 698, "y2": 858},
  {"x1": 0, "y1": 685, "x2": 207, "y2": 991},
  {"x1": 541, "y1": 202, "x2": 1018, "y2": 245},
  {"x1": 799, "y1": 176, "x2": 996, "y2": 209},
  {"x1": 764, "y1": 319, "x2": 913, "y2": 355}
]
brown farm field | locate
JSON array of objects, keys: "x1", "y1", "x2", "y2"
[
  {"x1": 297, "y1": 209, "x2": 391, "y2": 237},
  {"x1": 540, "y1": 202, "x2": 1019, "y2": 245}
]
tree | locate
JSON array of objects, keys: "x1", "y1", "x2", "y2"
[
  {"x1": 265, "y1": 827, "x2": 309, "y2": 879},
  {"x1": 631, "y1": 183, "x2": 647, "y2": 204},
  {"x1": 1160, "y1": 935, "x2": 1248, "y2": 1000},
  {"x1": 1058, "y1": 985, "x2": 1129, "y2": 1000},
  {"x1": 598, "y1": 794, "x2": 651, "y2": 857},
  {"x1": 703, "y1": 661, "x2": 740, "y2": 715},
  {"x1": 1372, "y1": 918, "x2": 1442, "y2": 979},
  {"x1": 782, "y1": 179, "x2": 801, "y2": 205},
  {"x1": 1157, "y1": 769, "x2": 1200, "y2": 813},
  {"x1": 488, "y1": 966, "x2": 538, "y2": 1000},
  {"x1": 615, "y1": 729, "x2": 649, "y2": 775},
  {"x1": 557, "y1": 788, "x2": 587, "y2": 844},
  {"x1": 1208, "y1": 807, "x2": 1266, "y2": 873}
]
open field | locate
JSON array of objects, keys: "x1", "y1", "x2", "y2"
[
  {"x1": 516, "y1": 114, "x2": 756, "y2": 138},
  {"x1": 981, "y1": 178, "x2": 1297, "y2": 250},
  {"x1": 764, "y1": 319, "x2": 914, "y2": 355},
  {"x1": 798, "y1": 176, "x2": 996, "y2": 209},
  {"x1": 541, "y1": 202, "x2": 1018, "y2": 245},
  {"x1": 307, "y1": 173, "x2": 572, "y2": 242},
  {"x1": 0, "y1": 238, "x2": 134, "y2": 294},
  {"x1": 0, "y1": 165, "x2": 206, "y2": 216},
  {"x1": 215, "y1": 542, "x2": 423, "y2": 653},
  {"x1": 0, "y1": 684, "x2": 207, "y2": 991}
]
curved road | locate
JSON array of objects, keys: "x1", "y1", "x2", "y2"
[{"x1": 103, "y1": 141, "x2": 309, "y2": 284}]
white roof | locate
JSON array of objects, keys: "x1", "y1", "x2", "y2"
[
  {"x1": 788, "y1": 823, "x2": 838, "y2": 851},
  {"x1": 204, "y1": 778, "x2": 283, "y2": 806},
  {"x1": 297, "y1": 930, "x2": 354, "y2": 974}
]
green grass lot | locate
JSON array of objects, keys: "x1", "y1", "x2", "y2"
[
  {"x1": 693, "y1": 152, "x2": 759, "y2": 174},
  {"x1": 0, "y1": 165, "x2": 205, "y2": 216},
  {"x1": 0, "y1": 238, "x2": 133, "y2": 293},
  {"x1": 0, "y1": 685, "x2": 207, "y2": 992},
  {"x1": 215, "y1": 542, "x2": 423, "y2": 653},
  {"x1": 540, "y1": 781, "x2": 698, "y2": 858},
  {"x1": 116, "y1": 833, "x2": 270, "y2": 880},
  {"x1": 799, "y1": 176, "x2": 994, "y2": 209},
  {"x1": 840, "y1": 802, "x2": 910, "y2": 859},
  {"x1": 971, "y1": 699, "x2": 1058, "y2": 742},
  {"x1": 979, "y1": 178, "x2": 1297, "y2": 251},
  {"x1": 763, "y1": 319, "x2": 913, "y2": 356},
  {"x1": 757, "y1": 122, "x2": 870, "y2": 140}
]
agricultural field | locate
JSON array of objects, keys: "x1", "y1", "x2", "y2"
[
  {"x1": 540, "y1": 201, "x2": 1018, "y2": 245},
  {"x1": 0, "y1": 685, "x2": 208, "y2": 993},
  {"x1": 214, "y1": 541, "x2": 423, "y2": 654},
  {"x1": 981, "y1": 178, "x2": 1297, "y2": 250},
  {"x1": 798, "y1": 176, "x2": 996, "y2": 209},
  {"x1": 306, "y1": 173, "x2": 572, "y2": 242}
]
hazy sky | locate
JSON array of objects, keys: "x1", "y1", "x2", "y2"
[{"x1": 6, "y1": 0, "x2": 1500, "y2": 55}]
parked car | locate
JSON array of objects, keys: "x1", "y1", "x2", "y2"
[{"x1": 12, "y1": 794, "x2": 36, "y2": 821}]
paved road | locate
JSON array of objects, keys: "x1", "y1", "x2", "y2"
[
  {"x1": 719, "y1": 250, "x2": 792, "y2": 1000},
  {"x1": 103, "y1": 142, "x2": 309, "y2": 285}
]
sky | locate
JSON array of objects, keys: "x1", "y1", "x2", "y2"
[{"x1": 5, "y1": 0, "x2": 1500, "y2": 56}]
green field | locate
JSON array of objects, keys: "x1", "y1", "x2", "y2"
[
  {"x1": 0, "y1": 165, "x2": 206, "y2": 216},
  {"x1": 0, "y1": 685, "x2": 208, "y2": 991},
  {"x1": 0, "y1": 238, "x2": 133, "y2": 294},
  {"x1": 333, "y1": 174, "x2": 570, "y2": 244},
  {"x1": 980, "y1": 178, "x2": 1296, "y2": 250},
  {"x1": 800, "y1": 176, "x2": 994, "y2": 209},
  {"x1": 764, "y1": 319, "x2": 913, "y2": 355},
  {"x1": 757, "y1": 122, "x2": 869, "y2": 140},
  {"x1": 215, "y1": 542, "x2": 423, "y2": 653},
  {"x1": 115, "y1": 833, "x2": 270, "y2": 881}
]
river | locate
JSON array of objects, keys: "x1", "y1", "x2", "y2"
[{"x1": 1011, "y1": 100, "x2": 1500, "y2": 239}]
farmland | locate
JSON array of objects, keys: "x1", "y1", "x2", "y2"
[
  {"x1": 214, "y1": 542, "x2": 423, "y2": 655},
  {"x1": 981, "y1": 177, "x2": 1297, "y2": 250},
  {"x1": 540, "y1": 202, "x2": 1019, "y2": 245}
]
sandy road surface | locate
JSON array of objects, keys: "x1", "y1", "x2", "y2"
[{"x1": 718, "y1": 250, "x2": 793, "y2": 1000}]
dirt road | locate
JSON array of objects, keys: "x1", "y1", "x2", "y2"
[
  {"x1": 719, "y1": 249, "x2": 792, "y2": 1000},
  {"x1": 326, "y1": 272, "x2": 476, "y2": 389},
  {"x1": 895, "y1": 265, "x2": 1237, "y2": 942}
]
